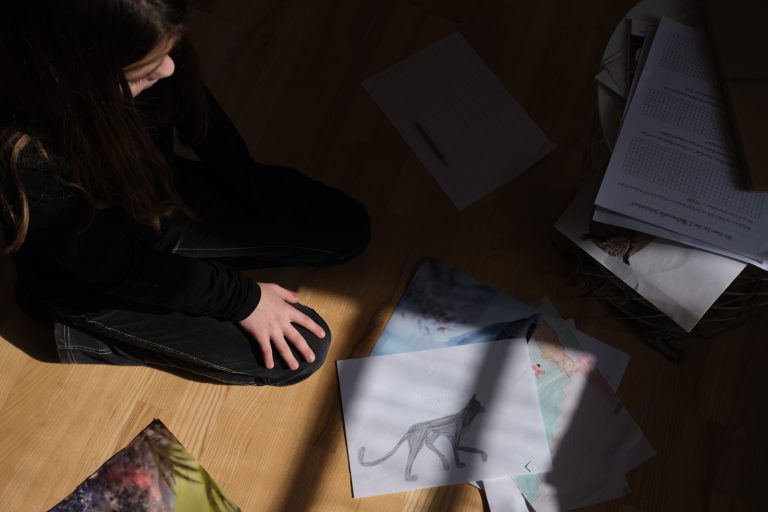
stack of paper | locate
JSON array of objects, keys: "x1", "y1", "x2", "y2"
[
  {"x1": 562, "y1": 16, "x2": 768, "y2": 332},
  {"x1": 337, "y1": 259, "x2": 654, "y2": 510},
  {"x1": 555, "y1": 177, "x2": 744, "y2": 332},
  {"x1": 482, "y1": 300, "x2": 654, "y2": 512},
  {"x1": 594, "y1": 17, "x2": 768, "y2": 268}
]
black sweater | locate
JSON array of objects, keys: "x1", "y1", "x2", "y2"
[{"x1": 3, "y1": 90, "x2": 265, "y2": 322}]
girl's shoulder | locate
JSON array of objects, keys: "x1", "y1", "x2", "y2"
[
  {"x1": 1, "y1": 137, "x2": 84, "y2": 242},
  {"x1": 11, "y1": 141, "x2": 75, "y2": 199},
  {"x1": 14, "y1": 138, "x2": 64, "y2": 171}
]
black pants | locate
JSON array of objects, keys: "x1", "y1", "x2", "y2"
[{"x1": 54, "y1": 158, "x2": 370, "y2": 386}]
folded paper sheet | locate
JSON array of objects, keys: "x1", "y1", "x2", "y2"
[
  {"x1": 338, "y1": 338, "x2": 552, "y2": 498},
  {"x1": 364, "y1": 33, "x2": 554, "y2": 209}
]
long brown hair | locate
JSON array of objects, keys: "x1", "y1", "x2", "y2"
[{"x1": 0, "y1": 0, "x2": 207, "y2": 253}]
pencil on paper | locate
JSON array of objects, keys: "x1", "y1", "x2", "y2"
[{"x1": 414, "y1": 121, "x2": 449, "y2": 166}]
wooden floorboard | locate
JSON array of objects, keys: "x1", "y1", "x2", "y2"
[{"x1": 1, "y1": 0, "x2": 766, "y2": 510}]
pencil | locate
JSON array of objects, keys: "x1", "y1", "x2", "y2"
[{"x1": 414, "y1": 121, "x2": 449, "y2": 166}]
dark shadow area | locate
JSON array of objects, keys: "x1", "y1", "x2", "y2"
[
  {"x1": 539, "y1": 363, "x2": 634, "y2": 510},
  {"x1": 0, "y1": 257, "x2": 60, "y2": 364},
  {"x1": 271, "y1": 326, "x2": 371, "y2": 509},
  {"x1": 0, "y1": 307, "x2": 60, "y2": 364},
  {"x1": 271, "y1": 256, "x2": 384, "y2": 510},
  {"x1": 0, "y1": 296, "x2": 256, "y2": 384}
]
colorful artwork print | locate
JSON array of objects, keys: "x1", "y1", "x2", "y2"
[
  {"x1": 51, "y1": 420, "x2": 240, "y2": 512},
  {"x1": 371, "y1": 258, "x2": 540, "y2": 356}
]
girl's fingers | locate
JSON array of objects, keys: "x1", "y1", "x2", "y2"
[
  {"x1": 285, "y1": 325, "x2": 315, "y2": 363},
  {"x1": 256, "y1": 334, "x2": 275, "y2": 369},
  {"x1": 291, "y1": 310, "x2": 326, "y2": 339},
  {"x1": 272, "y1": 333, "x2": 299, "y2": 370},
  {"x1": 273, "y1": 284, "x2": 300, "y2": 303}
]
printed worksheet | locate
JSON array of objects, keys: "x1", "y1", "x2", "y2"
[
  {"x1": 594, "y1": 17, "x2": 768, "y2": 261},
  {"x1": 593, "y1": 205, "x2": 768, "y2": 269},
  {"x1": 560, "y1": 179, "x2": 745, "y2": 332}
]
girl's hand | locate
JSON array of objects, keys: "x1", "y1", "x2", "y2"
[{"x1": 238, "y1": 283, "x2": 326, "y2": 370}]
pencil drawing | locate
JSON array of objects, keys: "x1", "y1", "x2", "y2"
[{"x1": 357, "y1": 394, "x2": 487, "y2": 481}]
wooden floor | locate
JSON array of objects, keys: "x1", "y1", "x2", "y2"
[{"x1": 1, "y1": 0, "x2": 766, "y2": 510}]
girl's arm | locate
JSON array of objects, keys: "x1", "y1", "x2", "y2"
[
  {"x1": 22, "y1": 170, "x2": 324, "y2": 369},
  {"x1": 175, "y1": 87, "x2": 314, "y2": 205},
  {"x1": 24, "y1": 179, "x2": 259, "y2": 322}
]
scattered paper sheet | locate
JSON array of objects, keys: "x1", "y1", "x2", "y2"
[
  {"x1": 364, "y1": 33, "x2": 555, "y2": 209},
  {"x1": 372, "y1": 259, "x2": 630, "y2": 389},
  {"x1": 594, "y1": 17, "x2": 768, "y2": 261},
  {"x1": 626, "y1": 19, "x2": 657, "y2": 91},
  {"x1": 622, "y1": 21, "x2": 658, "y2": 125},
  {"x1": 557, "y1": 178, "x2": 745, "y2": 331},
  {"x1": 367, "y1": 259, "x2": 649, "y2": 510},
  {"x1": 370, "y1": 258, "x2": 540, "y2": 357},
  {"x1": 482, "y1": 479, "x2": 531, "y2": 512},
  {"x1": 570, "y1": 320, "x2": 630, "y2": 392},
  {"x1": 504, "y1": 300, "x2": 654, "y2": 512},
  {"x1": 337, "y1": 338, "x2": 552, "y2": 498},
  {"x1": 595, "y1": 47, "x2": 627, "y2": 98},
  {"x1": 484, "y1": 474, "x2": 631, "y2": 512}
]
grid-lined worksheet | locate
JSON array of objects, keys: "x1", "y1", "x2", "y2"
[
  {"x1": 595, "y1": 17, "x2": 768, "y2": 261},
  {"x1": 364, "y1": 33, "x2": 555, "y2": 209}
]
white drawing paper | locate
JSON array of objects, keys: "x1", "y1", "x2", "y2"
[
  {"x1": 364, "y1": 33, "x2": 555, "y2": 209},
  {"x1": 570, "y1": 321, "x2": 630, "y2": 393},
  {"x1": 504, "y1": 300, "x2": 654, "y2": 512},
  {"x1": 484, "y1": 475, "x2": 630, "y2": 512},
  {"x1": 557, "y1": 178, "x2": 745, "y2": 332},
  {"x1": 480, "y1": 313, "x2": 637, "y2": 512},
  {"x1": 481, "y1": 479, "x2": 531, "y2": 512},
  {"x1": 337, "y1": 338, "x2": 552, "y2": 498}
]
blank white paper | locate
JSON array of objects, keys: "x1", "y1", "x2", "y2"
[
  {"x1": 337, "y1": 338, "x2": 551, "y2": 498},
  {"x1": 364, "y1": 33, "x2": 555, "y2": 209},
  {"x1": 482, "y1": 479, "x2": 530, "y2": 512}
]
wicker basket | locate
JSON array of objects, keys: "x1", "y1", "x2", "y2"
[{"x1": 563, "y1": 114, "x2": 768, "y2": 362}]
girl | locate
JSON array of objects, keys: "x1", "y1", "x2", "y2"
[{"x1": 0, "y1": 0, "x2": 370, "y2": 385}]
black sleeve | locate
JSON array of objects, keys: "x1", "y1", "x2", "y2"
[
  {"x1": 24, "y1": 176, "x2": 260, "y2": 322},
  {"x1": 175, "y1": 87, "x2": 311, "y2": 205}
]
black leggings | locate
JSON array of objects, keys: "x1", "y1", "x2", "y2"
[{"x1": 54, "y1": 158, "x2": 370, "y2": 385}]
